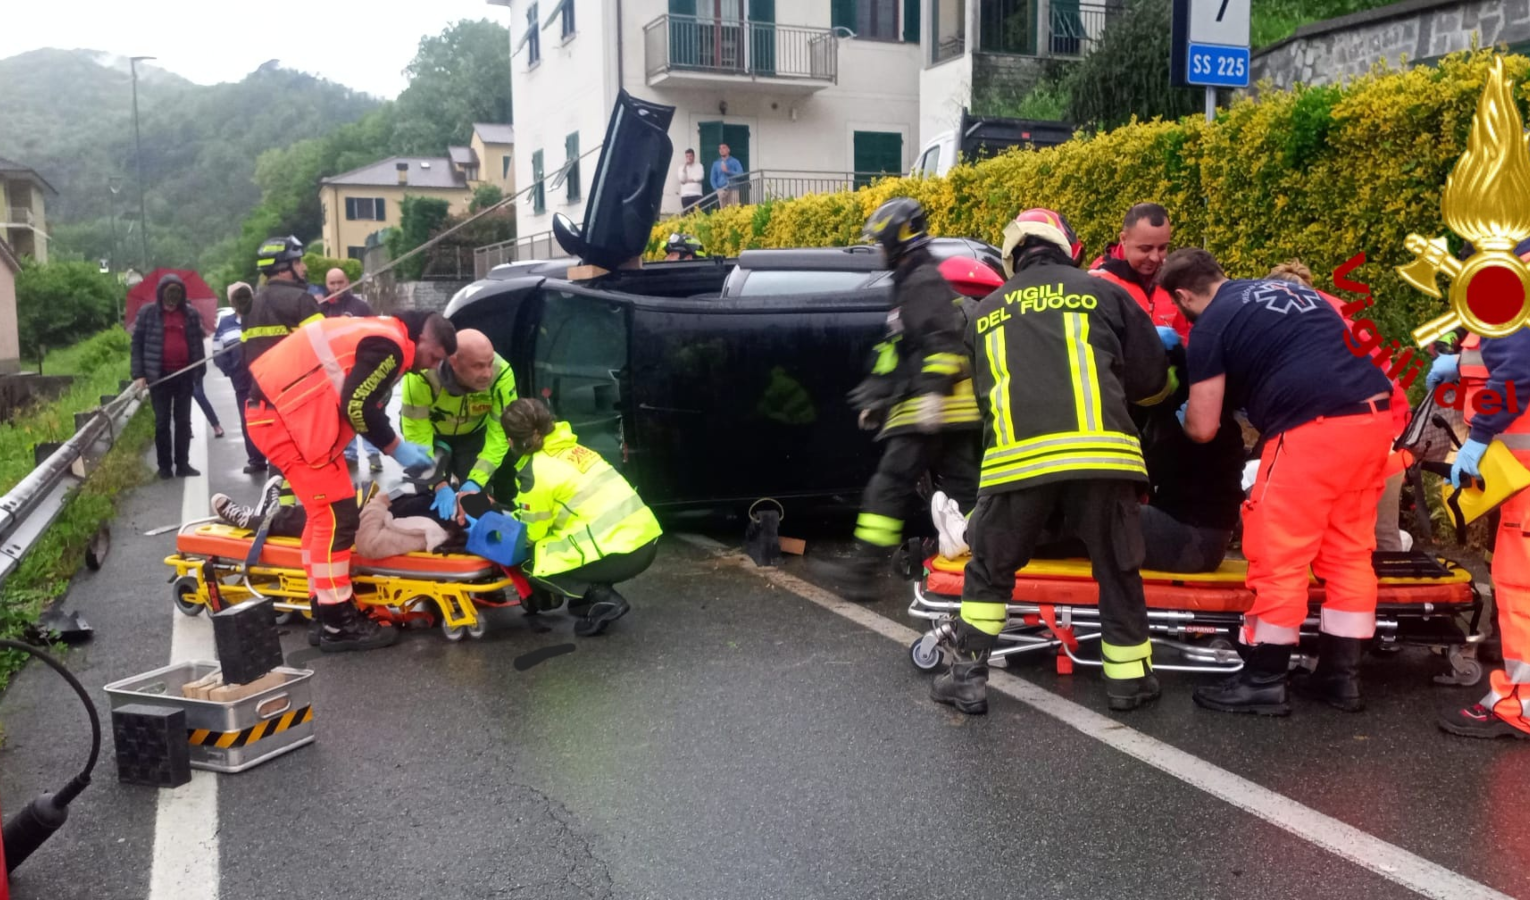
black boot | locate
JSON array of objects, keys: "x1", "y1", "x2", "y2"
[
  {"x1": 1108, "y1": 673, "x2": 1162, "y2": 712},
  {"x1": 808, "y1": 540, "x2": 886, "y2": 602},
  {"x1": 317, "y1": 599, "x2": 399, "y2": 653},
  {"x1": 931, "y1": 648, "x2": 990, "y2": 715},
  {"x1": 1290, "y1": 633, "x2": 1366, "y2": 712},
  {"x1": 573, "y1": 585, "x2": 631, "y2": 637},
  {"x1": 1193, "y1": 643, "x2": 1292, "y2": 716}
]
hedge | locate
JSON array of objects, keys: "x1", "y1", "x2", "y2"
[{"x1": 650, "y1": 50, "x2": 1527, "y2": 342}]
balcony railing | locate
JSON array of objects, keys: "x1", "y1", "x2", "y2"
[
  {"x1": 644, "y1": 15, "x2": 838, "y2": 83},
  {"x1": 977, "y1": 0, "x2": 1120, "y2": 58},
  {"x1": 473, "y1": 231, "x2": 558, "y2": 280},
  {"x1": 689, "y1": 169, "x2": 901, "y2": 210},
  {"x1": 4, "y1": 207, "x2": 35, "y2": 227}
]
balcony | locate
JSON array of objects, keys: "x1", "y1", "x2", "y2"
[
  {"x1": 977, "y1": 0, "x2": 1121, "y2": 59},
  {"x1": 3, "y1": 207, "x2": 35, "y2": 228},
  {"x1": 643, "y1": 15, "x2": 838, "y2": 94}
]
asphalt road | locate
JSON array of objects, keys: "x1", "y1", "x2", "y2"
[{"x1": 3, "y1": 370, "x2": 1528, "y2": 900}]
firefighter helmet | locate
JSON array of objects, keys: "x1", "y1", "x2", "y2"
[
  {"x1": 863, "y1": 197, "x2": 931, "y2": 263},
  {"x1": 665, "y1": 233, "x2": 704, "y2": 259},
  {"x1": 256, "y1": 235, "x2": 305, "y2": 276},
  {"x1": 1001, "y1": 208, "x2": 1083, "y2": 276}
]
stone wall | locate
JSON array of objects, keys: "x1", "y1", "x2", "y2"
[
  {"x1": 1251, "y1": 0, "x2": 1530, "y2": 91},
  {"x1": 369, "y1": 279, "x2": 472, "y2": 316}
]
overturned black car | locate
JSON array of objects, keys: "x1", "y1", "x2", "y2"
[{"x1": 446, "y1": 92, "x2": 1002, "y2": 513}]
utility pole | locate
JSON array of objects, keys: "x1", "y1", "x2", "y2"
[
  {"x1": 108, "y1": 177, "x2": 123, "y2": 320},
  {"x1": 130, "y1": 56, "x2": 155, "y2": 272}
]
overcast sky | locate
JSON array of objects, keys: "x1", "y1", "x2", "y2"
[{"x1": 1, "y1": 0, "x2": 512, "y2": 98}]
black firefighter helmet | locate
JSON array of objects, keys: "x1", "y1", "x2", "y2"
[{"x1": 863, "y1": 197, "x2": 931, "y2": 265}]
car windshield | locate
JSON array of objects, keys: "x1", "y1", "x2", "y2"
[{"x1": 737, "y1": 270, "x2": 873, "y2": 297}]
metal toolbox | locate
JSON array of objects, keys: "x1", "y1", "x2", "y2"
[{"x1": 104, "y1": 661, "x2": 316, "y2": 774}]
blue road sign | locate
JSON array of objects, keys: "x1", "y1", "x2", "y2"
[{"x1": 1187, "y1": 43, "x2": 1250, "y2": 88}]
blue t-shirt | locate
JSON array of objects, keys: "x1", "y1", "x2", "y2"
[{"x1": 1186, "y1": 279, "x2": 1392, "y2": 437}]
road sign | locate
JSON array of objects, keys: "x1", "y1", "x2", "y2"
[{"x1": 1170, "y1": 0, "x2": 1250, "y2": 90}]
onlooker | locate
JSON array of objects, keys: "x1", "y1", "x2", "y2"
[
  {"x1": 677, "y1": 149, "x2": 705, "y2": 213},
  {"x1": 190, "y1": 368, "x2": 224, "y2": 439},
  {"x1": 214, "y1": 282, "x2": 267, "y2": 473},
  {"x1": 321, "y1": 267, "x2": 383, "y2": 472},
  {"x1": 711, "y1": 143, "x2": 744, "y2": 208},
  {"x1": 131, "y1": 273, "x2": 206, "y2": 479},
  {"x1": 321, "y1": 267, "x2": 375, "y2": 318}
]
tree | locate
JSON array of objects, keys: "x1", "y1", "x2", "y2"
[
  {"x1": 385, "y1": 196, "x2": 453, "y2": 281},
  {"x1": 15, "y1": 260, "x2": 122, "y2": 371},
  {"x1": 392, "y1": 20, "x2": 513, "y2": 153},
  {"x1": 470, "y1": 184, "x2": 504, "y2": 213},
  {"x1": 1066, "y1": 0, "x2": 1206, "y2": 130}
]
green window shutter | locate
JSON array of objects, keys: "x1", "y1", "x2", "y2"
[
  {"x1": 532, "y1": 150, "x2": 545, "y2": 214},
  {"x1": 565, "y1": 132, "x2": 581, "y2": 202},
  {"x1": 853, "y1": 131, "x2": 903, "y2": 188},
  {"x1": 374, "y1": 198, "x2": 385, "y2": 221},
  {"x1": 698, "y1": 121, "x2": 725, "y2": 182},
  {"x1": 903, "y1": 0, "x2": 920, "y2": 42},
  {"x1": 668, "y1": 0, "x2": 695, "y2": 12},
  {"x1": 832, "y1": 0, "x2": 855, "y2": 30}
]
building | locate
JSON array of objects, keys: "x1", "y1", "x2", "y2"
[
  {"x1": 0, "y1": 156, "x2": 55, "y2": 264},
  {"x1": 465, "y1": 122, "x2": 518, "y2": 196},
  {"x1": 0, "y1": 238, "x2": 20, "y2": 374},
  {"x1": 496, "y1": 0, "x2": 924, "y2": 242},
  {"x1": 318, "y1": 157, "x2": 479, "y2": 260}
]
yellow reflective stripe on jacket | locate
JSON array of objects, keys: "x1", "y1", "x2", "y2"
[
  {"x1": 240, "y1": 325, "x2": 293, "y2": 341},
  {"x1": 981, "y1": 453, "x2": 1147, "y2": 490},
  {"x1": 984, "y1": 328, "x2": 1016, "y2": 446},
  {"x1": 982, "y1": 430, "x2": 1141, "y2": 466},
  {"x1": 537, "y1": 493, "x2": 651, "y2": 568},
  {"x1": 400, "y1": 403, "x2": 431, "y2": 419},
  {"x1": 298, "y1": 313, "x2": 323, "y2": 327},
  {"x1": 1064, "y1": 312, "x2": 1102, "y2": 431},
  {"x1": 980, "y1": 430, "x2": 1146, "y2": 489},
  {"x1": 884, "y1": 380, "x2": 981, "y2": 429},
  {"x1": 922, "y1": 352, "x2": 963, "y2": 377},
  {"x1": 1136, "y1": 366, "x2": 1177, "y2": 407}
]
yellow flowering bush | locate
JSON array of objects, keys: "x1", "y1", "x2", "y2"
[{"x1": 650, "y1": 50, "x2": 1530, "y2": 341}]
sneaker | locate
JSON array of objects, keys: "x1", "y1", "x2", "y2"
[
  {"x1": 931, "y1": 491, "x2": 969, "y2": 559},
  {"x1": 573, "y1": 586, "x2": 631, "y2": 637},
  {"x1": 1438, "y1": 703, "x2": 1530, "y2": 740},
  {"x1": 369, "y1": 453, "x2": 384, "y2": 473},
  {"x1": 254, "y1": 476, "x2": 284, "y2": 519},
  {"x1": 176, "y1": 465, "x2": 201, "y2": 478},
  {"x1": 211, "y1": 493, "x2": 258, "y2": 530}
]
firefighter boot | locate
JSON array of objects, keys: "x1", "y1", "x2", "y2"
[
  {"x1": 808, "y1": 540, "x2": 886, "y2": 603},
  {"x1": 930, "y1": 648, "x2": 990, "y2": 715},
  {"x1": 573, "y1": 585, "x2": 631, "y2": 637},
  {"x1": 1193, "y1": 643, "x2": 1292, "y2": 716},
  {"x1": 1290, "y1": 633, "x2": 1365, "y2": 712},
  {"x1": 317, "y1": 599, "x2": 399, "y2": 653},
  {"x1": 1107, "y1": 673, "x2": 1162, "y2": 712}
]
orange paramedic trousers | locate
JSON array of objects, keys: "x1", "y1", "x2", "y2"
[
  {"x1": 1241, "y1": 408, "x2": 1394, "y2": 645},
  {"x1": 1483, "y1": 453, "x2": 1530, "y2": 733},
  {"x1": 245, "y1": 401, "x2": 357, "y2": 606}
]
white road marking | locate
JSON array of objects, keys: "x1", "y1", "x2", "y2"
[
  {"x1": 674, "y1": 533, "x2": 1513, "y2": 900},
  {"x1": 148, "y1": 384, "x2": 219, "y2": 900}
]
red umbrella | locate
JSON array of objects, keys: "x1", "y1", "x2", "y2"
[{"x1": 124, "y1": 268, "x2": 219, "y2": 331}]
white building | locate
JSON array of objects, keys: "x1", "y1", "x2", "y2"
[{"x1": 494, "y1": 0, "x2": 925, "y2": 240}]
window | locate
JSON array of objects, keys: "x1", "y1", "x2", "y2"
[
  {"x1": 840, "y1": 0, "x2": 898, "y2": 40},
  {"x1": 564, "y1": 132, "x2": 581, "y2": 203},
  {"x1": 550, "y1": 0, "x2": 575, "y2": 39},
  {"x1": 344, "y1": 197, "x2": 386, "y2": 221},
  {"x1": 930, "y1": 0, "x2": 965, "y2": 63},
  {"x1": 913, "y1": 143, "x2": 942, "y2": 177},
  {"x1": 465, "y1": 165, "x2": 480, "y2": 182},
  {"x1": 525, "y1": 3, "x2": 542, "y2": 65},
  {"x1": 853, "y1": 130, "x2": 904, "y2": 188},
  {"x1": 531, "y1": 150, "x2": 545, "y2": 214},
  {"x1": 502, "y1": 154, "x2": 513, "y2": 180},
  {"x1": 346, "y1": 246, "x2": 366, "y2": 261},
  {"x1": 533, "y1": 290, "x2": 628, "y2": 462},
  {"x1": 979, "y1": 0, "x2": 1038, "y2": 55}
]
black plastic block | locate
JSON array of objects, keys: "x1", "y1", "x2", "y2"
[
  {"x1": 211, "y1": 598, "x2": 284, "y2": 684},
  {"x1": 113, "y1": 704, "x2": 191, "y2": 788}
]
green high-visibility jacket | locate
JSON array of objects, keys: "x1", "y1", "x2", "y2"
[
  {"x1": 513, "y1": 422, "x2": 663, "y2": 578},
  {"x1": 400, "y1": 354, "x2": 519, "y2": 486}
]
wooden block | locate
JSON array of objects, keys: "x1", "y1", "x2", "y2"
[
  {"x1": 779, "y1": 537, "x2": 807, "y2": 556},
  {"x1": 180, "y1": 669, "x2": 223, "y2": 700},
  {"x1": 565, "y1": 264, "x2": 609, "y2": 281},
  {"x1": 206, "y1": 670, "x2": 285, "y2": 703}
]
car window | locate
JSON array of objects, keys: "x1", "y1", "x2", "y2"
[
  {"x1": 737, "y1": 270, "x2": 874, "y2": 297},
  {"x1": 533, "y1": 290, "x2": 629, "y2": 463},
  {"x1": 915, "y1": 145, "x2": 941, "y2": 177}
]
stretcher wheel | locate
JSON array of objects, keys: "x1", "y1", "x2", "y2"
[
  {"x1": 442, "y1": 620, "x2": 468, "y2": 642},
  {"x1": 467, "y1": 619, "x2": 488, "y2": 640},
  {"x1": 172, "y1": 576, "x2": 203, "y2": 616},
  {"x1": 910, "y1": 635, "x2": 942, "y2": 672},
  {"x1": 273, "y1": 611, "x2": 297, "y2": 626}
]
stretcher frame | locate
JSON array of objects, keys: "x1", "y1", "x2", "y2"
[
  {"x1": 906, "y1": 554, "x2": 1487, "y2": 685},
  {"x1": 164, "y1": 519, "x2": 523, "y2": 642}
]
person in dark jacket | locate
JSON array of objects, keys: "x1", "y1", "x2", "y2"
[
  {"x1": 214, "y1": 282, "x2": 266, "y2": 472},
  {"x1": 131, "y1": 273, "x2": 207, "y2": 479},
  {"x1": 243, "y1": 236, "x2": 322, "y2": 368}
]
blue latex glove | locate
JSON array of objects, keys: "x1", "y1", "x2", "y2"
[
  {"x1": 458, "y1": 480, "x2": 482, "y2": 496},
  {"x1": 1426, "y1": 353, "x2": 1460, "y2": 392},
  {"x1": 1176, "y1": 400, "x2": 1188, "y2": 427},
  {"x1": 432, "y1": 484, "x2": 457, "y2": 518},
  {"x1": 1156, "y1": 326, "x2": 1181, "y2": 351},
  {"x1": 1451, "y1": 438, "x2": 1489, "y2": 488},
  {"x1": 390, "y1": 441, "x2": 434, "y2": 471}
]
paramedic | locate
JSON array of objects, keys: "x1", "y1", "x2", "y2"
[
  {"x1": 401, "y1": 328, "x2": 519, "y2": 520},
  {"x1": 1435, "y1": 308, "x2": 1530, "y2": 739},
  {"x1": 1089, "y1": 203, "x2": 1190, "y2": 343},
  {"x1": 813, "y1": 198, "x2": 981, "y2": 600},
  {"x1": 243, "y1": 236, "x2": 322, "y2": 367},
  {"x1": 503, "y1": 398, "x2": 663, "y2": 636},
  {"x1": 246, "y1": 312, "x2": 456, "y2": 652},
  {"x1": 1164, "y1": 248, "x2": 1393, "y2": 716},
  {"x1": 932, "y1": 207, "x2": 1176, "y2": 716}
]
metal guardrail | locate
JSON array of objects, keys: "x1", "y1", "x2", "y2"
[
  {"x1": 0, "y1": 384, "x2": 143, "y2": 588},
  {"x1": 644, "y1": 14, "x2": 838, "y2": 83}
]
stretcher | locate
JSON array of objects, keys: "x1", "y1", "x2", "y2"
[
  {"x1": 907, "y1": 551, "x2": 1487, "y2": 685},
  {"x1": 164, "y1": 520, "x2": 528, "y2": 641}
]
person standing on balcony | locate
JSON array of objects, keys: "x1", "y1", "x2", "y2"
[
  {"x1": 711, "y1": 143, "x2": 744, "y2": 208},
  {"x1": 677, "y1": 149, "x2": 705, "y2": 213}
]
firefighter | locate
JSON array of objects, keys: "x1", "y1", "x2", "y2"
[
  {"x1": 1162, "y1": 248, "x2": 1393, "y2": 716},
  {"x1": 246, "y1": 312, "x2": 456, "y2": 652},
  {"x1": 664, "y1": 233, "x2": 705, "y2": 261},
  {"x1": 1437, "y1": 323, "x2": 1530, "y2": 739},
  {"x1": 504, "y1": 398, "x2": 663, "y2": 636},
  {"x1": 400, "y1": 328, "x2": 519, "y2": 520},
  {"x1": 932, "y1": 208, "x2": 1178, "y2": 716},
  {"x1": 812, "y1": 198, "x2": 981, "y2": 601},
  {"x1": 242, "y1": 236, "x2": 323, "y2": 367},
  {"x1": 1089, "y1": 203, "x2": 1190, "y2": 343}
]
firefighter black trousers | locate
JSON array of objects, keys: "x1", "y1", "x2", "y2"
[
  {"x1": 962, "y1": 480, "x2": 1151, "y2": 652},
  {"x1": 857, "y1": 432, "x2": 979, "y2": 547}
]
